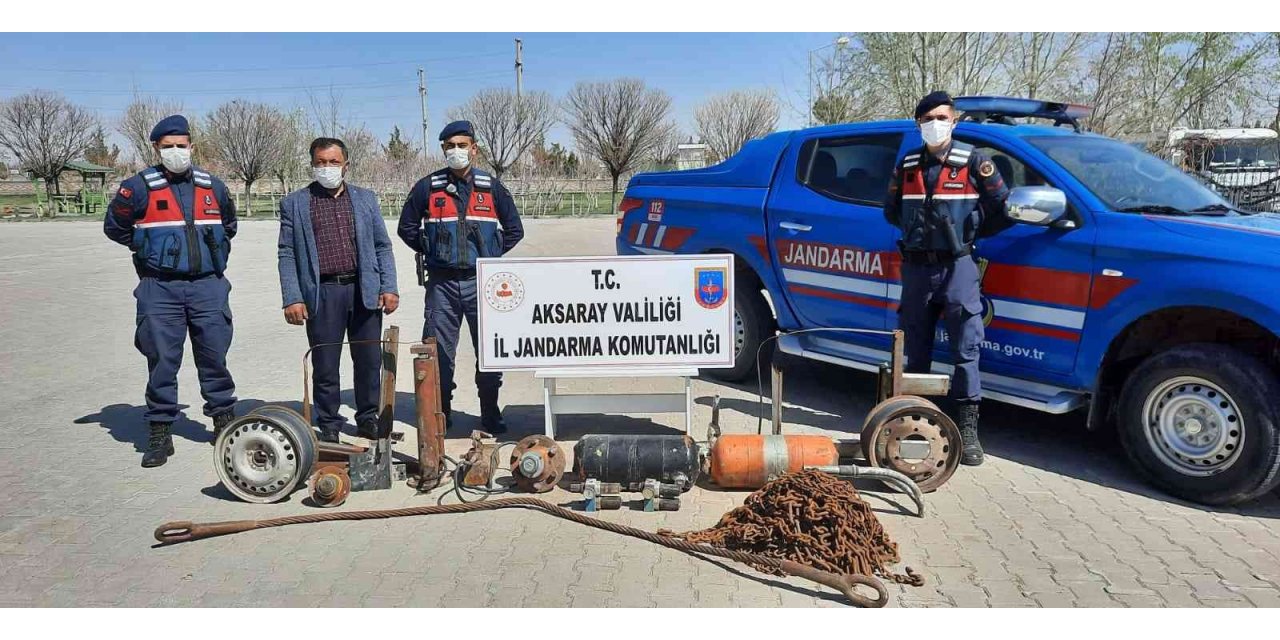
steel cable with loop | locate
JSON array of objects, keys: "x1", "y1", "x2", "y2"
[{"x1": 154, "y1": 496, "x2": 889, "y2": 608}]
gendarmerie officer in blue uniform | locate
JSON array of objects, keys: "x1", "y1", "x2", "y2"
[
  {"x1": 104, "y1": 115, "x2": 239, "y2": 467},
  {"x1": 883, "y1": 91, "x2": 1012, "y2": 466},
  {"x1": 397, "y1": 120, "x2": 524, "y2": 433}
]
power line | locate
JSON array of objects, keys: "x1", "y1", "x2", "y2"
[
  {"x1": 0, "y1": 71, "x2": 513, "y2": 97},
  {"x1": 16, "y1": 51, "x2": 512, "y2": 75}
]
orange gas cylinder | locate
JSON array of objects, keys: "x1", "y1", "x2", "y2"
[{"x1": 708, "y1": 434, "x2": 838, "y2": 489}]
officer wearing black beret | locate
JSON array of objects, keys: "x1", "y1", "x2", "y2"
[
  {"x1": 397, "y1": 120, "x2": 524, "y2": 432},
  {"x1": 883, "y1": 91, "x2": 1012, "y2": 466},
  {"x1": 104, "y1": 114, "x2": 239, "y2": 467}
]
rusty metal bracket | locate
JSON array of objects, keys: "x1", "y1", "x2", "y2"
[
  {"x1": 876, "y1": 329, "x2": 950, "y2": 402},
  {"x1": 460, "y1": 430, "x2": 498, "y2": 488}
]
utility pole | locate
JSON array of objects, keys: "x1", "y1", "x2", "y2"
[
  {"x1": 515, "y1": 38, "x2": 524, "y2": 101},
  {"x1": 418, "y1": 67, "x2": 428, "y2": 150}
]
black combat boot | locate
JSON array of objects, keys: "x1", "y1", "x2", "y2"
[
  {"x1": 211, "y1": 410, "x2": 236, "y2": 444},
  {"x1": 356, "y1": 417, "x2": 380, "y2": 440},
  {"x1": 318, "y1": 425, "x2": 341, "y2": 443},
  {"x1": 142, "y1": 421, "x2": 173, "y2": 468},
  {"x1": 956, "y1": 402, "x2": 984, "y2": 466},
  {"x1": 480, "y1": 395, "x2": 506, "y2": 434}
]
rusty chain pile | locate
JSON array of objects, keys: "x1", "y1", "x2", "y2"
[
  {"x1": 665, "y1": 470, "x2": 925, "y2": 587},
  {"x1": 154, "y1": 494, "x2": 889, "y2": 607}
]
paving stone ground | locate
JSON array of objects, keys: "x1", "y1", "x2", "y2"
[{"x1": 2, "y1": 217, "x2": 1280, "y2": 607}]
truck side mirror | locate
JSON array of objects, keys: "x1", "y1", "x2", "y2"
[{"x1": 1007, "y1": 186, "x2": 1068, "y2": 226}]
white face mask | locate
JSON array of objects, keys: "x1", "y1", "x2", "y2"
[
  {"x1": 159, "y1": 147, "x2": 192, "y2": 174},
  {"x1": 445, "y1": 148, "x2": 471, "y2": 171},
  {"x1": 920, "y1": 119, "x2": 953, "y2": 148},
  {"x1": 313, "y1": 166, "x2": 344, "y2": 189}
]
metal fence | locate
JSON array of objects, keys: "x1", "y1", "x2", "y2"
[
  {"x1": 1154, "y1": 133, "x2": 1280, "y2": 213},
  {"x1": 229, "y1": 180, "x2": 619, "y2": 219}
]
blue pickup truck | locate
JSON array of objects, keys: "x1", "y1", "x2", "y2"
[{"x1": 616, "y1": 96, "x2": 1280, "y2": 506}]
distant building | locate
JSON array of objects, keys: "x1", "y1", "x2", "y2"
[{"x1": 677, "y1": 142, "x2": 709, "y2": 171}]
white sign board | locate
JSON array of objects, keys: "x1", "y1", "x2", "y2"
[{"x1": 477, "y1": 255, "x2": 735, "y2": 372}]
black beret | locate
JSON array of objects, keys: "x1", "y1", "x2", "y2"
[
  {"x1": 150, "y1": 114, "x2": 190, "y2": 142},
  {"x1": 914, "y1": 91, "x2": 954, "y2": 119},
  {"x1": 439, "y1": 120, "x2": 474, "y2": 141}
]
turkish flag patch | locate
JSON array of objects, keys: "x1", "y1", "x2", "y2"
[{"x1": 118, "y1": 186, "x2": 132, "y2": 199}]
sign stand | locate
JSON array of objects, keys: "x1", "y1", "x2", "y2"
[{"x1": 534, "y1": 366, "x2": 699, "y2": 438}]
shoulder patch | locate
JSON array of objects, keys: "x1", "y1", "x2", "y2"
[
  {"x1": 978, "y1": 161, "x2": 995, "y2": 178},
  {"x1": 118, "y1": 186, "x2": 132, "y2": 199}
]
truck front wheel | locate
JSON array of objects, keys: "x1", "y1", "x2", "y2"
[
  {"x1": 706, "y1": 287, "x2": 776, "y2": 382},
  {"x1": 1117, "y1": 343, "x2": 1280, "y2": 505}
]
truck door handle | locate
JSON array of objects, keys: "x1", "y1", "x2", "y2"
[{"x1": 780, "y1": 221, "x2": 812, "y2": 232}]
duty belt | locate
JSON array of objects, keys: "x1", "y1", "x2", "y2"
[
  {"x1": 899, "y1": 245, "x2": 973, "y2": 265},
  {"x1": 320, "y1": 272, "x2": 359, "y2": 285},
  {"x1": 428, "y1": 267, "x2": 477, "y2": 280},
  {"x1": 138, "y1": 267, "x2": 216, "y2": 281}
]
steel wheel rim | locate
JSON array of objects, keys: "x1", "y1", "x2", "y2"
[
  {"x1": 1142, "y1": 375, "x2": 1243, "y2": 476},
  {"x1": 733, "y1": 309, "x2": 746, "y2": 357},
  {"x1": 217, "y1": 417, "x2": 304, "y2": 502}
]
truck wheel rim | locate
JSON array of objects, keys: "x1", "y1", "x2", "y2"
[{"x1": 1142, "y1": 376, "x2": 1243, "y2": 476}]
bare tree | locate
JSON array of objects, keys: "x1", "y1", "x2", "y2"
[
  {"x1": 307, "y1": 87, "x2": 350, "y2": 138},
  {"x1": 1005, "y1": 33, "x2": 1090, "y2": 100},
  {"x1": 447, "y1": 88, "x2": 555, "y2": 178},
  {"x1": 203, "y1": 100, "x2": 288, "y2": 216},
  {"x1": 651, "y1": 127, "x2": 682, "y2": 170},
  {"x1": 562, "y1": 79, "x2": 675, "y2": 210},
  {"x1": 339, "y1": 124, "x2": 380, "y2": 186},
  {"x1": 0, "y1": 91, "x2": 98, "y2": 201},
  {"x1": 117, "y1": 94, "x2": 184, "y2": 169},
  {"x1": 695, "y1": 89, "x2": 780, "y2": 162},
  {"x1": 267, "y1": 108, "x2": 311, "y2": 194},
  {"x1": 1082, "y1": 33, "x2": 1137, "y2": 136}
]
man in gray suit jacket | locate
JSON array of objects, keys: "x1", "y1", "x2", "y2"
[{"x1": 278, "y1": 137, "x2": 399, "y2": 442}]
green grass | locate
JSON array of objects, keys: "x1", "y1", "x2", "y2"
[{"x1": 0, "y1": 194, "x2": 38, "y2": 208}]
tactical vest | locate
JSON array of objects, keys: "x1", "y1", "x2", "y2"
[
  {"x1": 897, "y1": 142, "x2": 982, "y2": 255},
  {"x1": 131, "y1": 166, "x2": 229, "y2": 276},
  {"x1": 420, "y1": 169, "x2": 504, "y2": 270}
]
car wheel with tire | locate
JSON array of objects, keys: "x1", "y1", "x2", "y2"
[
  {"x1": 705, "y1": 286, "x2": 776, "y2": 382},
  {"x1": 1117, "y1": 343, "x2": 1280, "y2": 506}
]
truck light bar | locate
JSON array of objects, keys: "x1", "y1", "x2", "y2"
[{"x1": 954, "y1": 96, "x2": 1093, "y2": 132}]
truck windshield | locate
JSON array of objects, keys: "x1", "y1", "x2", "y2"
[
  {"x1": 1028, "y1": 135, "x2": 1232, "y2": 213},
  {"x1": 1209, "y1": 142, "x2": 1279, "y2": 170}
]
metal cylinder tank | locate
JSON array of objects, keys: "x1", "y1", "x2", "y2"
[
  {"x1": 708, "y1": 434, "x2": 838, "y2": 489},
  {"x1": 572, "y1": 434, "x2": 700, "y2": 491}
]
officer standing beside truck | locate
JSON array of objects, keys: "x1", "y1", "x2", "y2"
[
  {"x1": 104, "y1": 115, "x2": 239, "y2": 468},
  {"x1": 397, "y1": 120, "x2": 524, "y2": 433},
  {"x1": 883, "y1": 91, "x2": 1013, "y2": 466}
]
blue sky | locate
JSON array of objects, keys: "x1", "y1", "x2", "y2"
[{"x1": 0, "y1": 32, "x2": 843, "y2": 155}]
